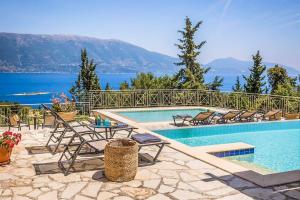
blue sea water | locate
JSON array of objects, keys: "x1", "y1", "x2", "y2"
[
  {"x1": 0, "y1": 73, "x2": 236, "y2": 104},
  {"x1": 155, "y1": 120, "x2": 300, "y2": 173},
  {"x1": 0, "y1": 73, "x2": 135, "y2": 104}
]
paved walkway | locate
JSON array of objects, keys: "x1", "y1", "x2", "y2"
[{"x1": 0, "y1": 127, "x2": 299, "y2": 200}]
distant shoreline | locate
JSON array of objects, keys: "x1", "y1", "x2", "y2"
[{"x1": 0, "y1": 72, "x2": 138, "y2": 75}]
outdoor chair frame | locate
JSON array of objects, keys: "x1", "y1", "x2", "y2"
[
  {"x1": 263, "y1": 109, "x2": 282, "y2": 121},
  {"x1": 217, "y1": 111, "x2": 241, "y2": 124},
  {"x1": 189, "y1": 111, "x2": 216, "y2": 125},
  {"x1": 41, "y1": 104, "x2": 100, "y2": 154},
  {"x1": 173, "y1": 111, "x2": 215, "y2": 126},
  {"x1": 237, "y1": 111, "x2": 257, "y2": 122}
]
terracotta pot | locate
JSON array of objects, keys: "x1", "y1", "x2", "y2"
[
  {"x1": 57, "y1": 111, "x2": 77, "y2": 122},
  {"x1": 0, "y1": 146, "x2": 12, "y2": 165}
]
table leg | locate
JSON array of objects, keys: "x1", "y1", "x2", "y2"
[
  {"x1": 105, "y1": 128, "x2": 108, "y2": 139},
  {"x1": 34, "y1": 117, "x2": 37, "y2": 130}
]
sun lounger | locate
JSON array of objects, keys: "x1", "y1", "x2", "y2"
[
  {"x1": 173, "y1": 111, "x2": 215, "y2": 126},
  {"x1": 263, "y1": 109, "x2": 282, "y2": 121},
  {"x1": 41, "y1": 104, "x2": 101, "y2": 154},
  {"x1": 284, "y1": 113, "x2": 300, "y2": 120},
  {"x1": 217, "y1": 111, "x2": 241, "y2": 123},
  {"x1": 131, "y1": 133, "x2": 170, "y2": 164},
  {"x1": 189, "y1": 111, "x2": 215, "y2": 125},
  {"x1": 238, "y1": 111, "x2": 257, "y2": 122},
  {"x1": 172, "y1": 114, "x2": 193, "y2": 126}
]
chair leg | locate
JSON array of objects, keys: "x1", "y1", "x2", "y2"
[
  {"x1": 52, "y1": 129, "x2": 68, "y2": 154},
  {"x1": 153, "y1": 143, "x2": 165, "y2": 163},
  {"x1": 58, "y1": 135, "x2": 84, "y2": 175}
]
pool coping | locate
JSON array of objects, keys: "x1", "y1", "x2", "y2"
[{"x1": 93, "y1": 107, "x2": 300, "y2": 187}]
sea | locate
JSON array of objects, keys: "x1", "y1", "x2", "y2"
[{"x1": 0, "y1": 73, "x2": 237, "y2": 105}]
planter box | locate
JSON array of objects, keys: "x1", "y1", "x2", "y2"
[{"x1": 57, "y1": 111, "x2": 77, "y2": 122}]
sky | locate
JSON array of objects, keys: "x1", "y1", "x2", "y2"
[{"x1": 0, "y1": 0, "x2": 300, "y2": 69}]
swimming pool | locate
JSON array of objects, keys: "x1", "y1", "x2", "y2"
[
  {"x1": 117, "y1": 108, "x2": 207, "y2": 122},
  {"x1": 155, "y1": 120, "x2": 300, "y2": 173}
]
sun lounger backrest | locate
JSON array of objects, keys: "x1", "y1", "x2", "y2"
[
  {"x1": 223, "y1": 111, "x2": 240, "y2": 119},
  {"x1": 194, "y1": 111, "x2": 214, "y2": 120}
]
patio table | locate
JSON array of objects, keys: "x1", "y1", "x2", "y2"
[{"x1": 89, "y1": 123, "x2": 136, "y2": 139}]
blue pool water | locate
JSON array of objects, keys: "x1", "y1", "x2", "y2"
[
  {"x1": 156, "y1": 120, "x2": 300, "y2": 173},
  {"x1": 117, "y1": 108, "x2": 207, "y2": 122}
]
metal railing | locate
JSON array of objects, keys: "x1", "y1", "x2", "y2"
[{"x1": 85, "y1": 89, "x2": 300, "y2": 113}]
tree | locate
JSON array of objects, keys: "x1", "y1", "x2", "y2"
[
  {"x1": 105, "y1": 83, "x2": 112, "y2": 91},
  {"x1": 174, "y1": 16, "x2": 210, "y2": 89},
  {"x1": 70, "y1": 49, "x2": 101, "y2": 98},
  {"x1": 207, "y1": 76, "x2": 224, "y2": 91},
  {"x1": 232, "y1": 76, "x2": 243, "y2": 92},
  {"x1": 267, "y1": 65, "x2": 296, "y2": 95},
  {"x1": 119, "y1": 81, "x2": 130, "y2": 90},
  {"x1": 243, "y1": 51, "x2": 266, "y2": 93},
  {"x1": 130, "y1": 73, "x2": 175, "y2": 89},
  {"x1": 131, "y1": 73, "x2": 157, "y2": 89}
]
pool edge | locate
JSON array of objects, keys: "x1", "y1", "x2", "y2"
[{"x1": 93, "y1": 108, "x2": 300, "y2": 187}]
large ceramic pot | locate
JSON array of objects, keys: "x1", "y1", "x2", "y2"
[
  {"x1": 57, "y1": 111, "x2": 77, "y2": 122},
  {"x1": 0, "y1": 146, "x2": 12, "y2": 165}
]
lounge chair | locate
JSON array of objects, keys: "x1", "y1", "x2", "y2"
[
  {"x1": 57, "y1": 115, "x2": 169, "y2": 175},
  {"x1": 284, "y1": 113, "x2": 299, "y2": 120},
  {"x1": 263, "y1": 109, "x2": 282, "y2": 121},
  {"x1": 189, "y1": 111, "x2": 215, "y2": 125},
  {"x1": 132, "y1": 133, "x2": 169, "y2": 164},
  {"x1": 173, "y1": 111, "x2": 215, "y2": 126},
  {"x1": 42, "y1": 104, "x2": 136, "y2": 154},
  {"x1": 41, "y1": 104, "x2": 100, "y2": 154},
  {"x1": 172, "y1": 114, "x2": 193, "y2": 126},
  {"x1": 238, "y1": 111, "x2": 257, "y2": 122},
  {"x1": 217, "y1": 111, "x2": 241, "y2": 123}
]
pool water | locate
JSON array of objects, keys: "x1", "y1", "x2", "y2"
[
  {"x1": 117, "y1": 108, "x2": 207, "y2": 122},
  {"x1": 156, "y1": 120, "x2": 300, "y2": 173}
]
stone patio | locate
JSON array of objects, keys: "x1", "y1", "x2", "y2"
[{"x1": 0, "y1": 127, "x2": 299, "y2": 200}]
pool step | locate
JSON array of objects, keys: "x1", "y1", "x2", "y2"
[{"x1": 193, "y1": 142, "x2": 255, "y2": 158}]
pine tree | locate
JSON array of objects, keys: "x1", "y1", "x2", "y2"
[
  {"x1": 70, "y1": 49, "x2": 101, "y2": 98},
  {"x1": 243, "y1": 51, "x2": 266, "y2": 93},
  {"x1": 232, "y1": 76, "x2": 243, "y2": 92},
  {"x1": 119, "y1": 81, "x2": 130, "y2": 90},
  {"x1": 174, "y1": 17, "x2": 209, "y2": 89},
  {"x1": 207, "y1": 76, "x2": 224, "y2": 91},
  {"x1": 105, "y1": 83, "x2": 112, "y2": 91}
]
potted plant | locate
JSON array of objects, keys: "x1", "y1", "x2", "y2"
[
  {"x1": 51, "y1": 93, "x2": 77, "y2": 122},
  {"x1": 0, "y1": 131, "x2": 21, "y2": 165}
]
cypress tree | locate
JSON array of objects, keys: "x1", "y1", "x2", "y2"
[
  {"x1": 243, "y1": 51, "x2": 266, "y2": 93},
  {"x1": 105, "y1": 83, "x2": 112, "y2": 91},
  {"x1": 174, "y1": 16, "x2": 209, "y2": 89},
  {"x1": 207, "y1": 76, "x2": 224, "y2": 91},
  {"x1": 232, "y1": 76, "x2": 243, "y2": 92},
  {"x1": 70, "y1": 49, "x2": 101, "y2": 98}
]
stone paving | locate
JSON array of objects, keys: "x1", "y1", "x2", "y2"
[{"x1": 0, "y1": 127, "x2": 300, "y2": 200}]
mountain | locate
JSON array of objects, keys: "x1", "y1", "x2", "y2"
[
  {"x1": 0, "y1": 32, "x2": 178, "y2": 73},
  {"x1": 205, "y1": 57, "x2": 299, "y2": 77},
  {"x1": 0, "y1": 33, "x2": 299, "y2": 77}
]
